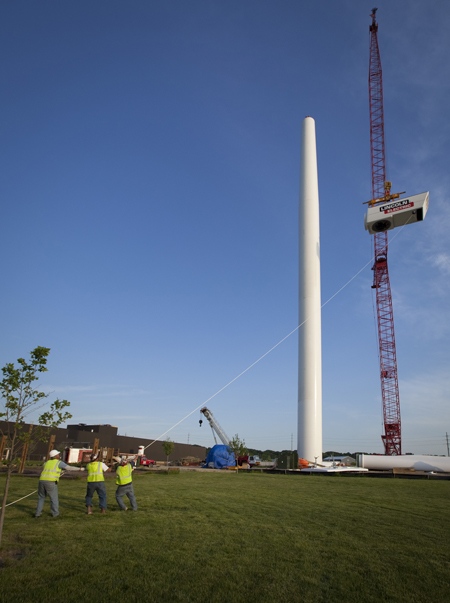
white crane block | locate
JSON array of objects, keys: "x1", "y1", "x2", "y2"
[{"x1": 364, "y1": 191, "x2": 429, "y2": 235}]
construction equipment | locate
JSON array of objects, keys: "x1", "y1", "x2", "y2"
[
  {"x1": 137, "y1": 455, "x2": 156, "y2": 467},
  {"x1": 366, "y1": 9, "x2": 428, "y2": 455},
  {"x1": 368, "y1": 8, "x2": 401, "y2": 455},
  {"x1": 364, "y1": 191, "x2": 429, "y2": 235},
  {"x1": 199, "y1": 407, "x2": 260, "y2": 467}
]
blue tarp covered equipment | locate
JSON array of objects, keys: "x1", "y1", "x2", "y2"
[{"x1": 203, "y1": 444, "x2": 235, "y2": 469}]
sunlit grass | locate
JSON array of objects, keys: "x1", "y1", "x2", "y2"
[{"x1": 1, "y1": 471, "x2": 449, "y2": 602}]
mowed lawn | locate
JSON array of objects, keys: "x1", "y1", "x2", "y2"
[{"x1": 0, "y1": 471, "x2": 449, "y2": 603}]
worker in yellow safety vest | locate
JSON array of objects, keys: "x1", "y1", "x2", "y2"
[
  {"x1": 115, "y1": 456, "x2": 138, "y2": 511},
  {"x1": 35, "y1": 450, "x2": 84, "y2": 518},
  {"x1": 86, "y1": 453, "x2": 110, "y2": 515}
]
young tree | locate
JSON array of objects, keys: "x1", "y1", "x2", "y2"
[
  {"x1": 227, "y1": 434, "x2": 247, "y2": 473},
  {"x1": 162, "y1": 438, "x2": 175, "y2": 466},
  {"x1": 0, "y1": 347, "x2": 72, "y2": 546}
]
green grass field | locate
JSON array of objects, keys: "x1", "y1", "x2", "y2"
[{"x1": 0, "y1": 471, "x2": 449, "y2": 603}]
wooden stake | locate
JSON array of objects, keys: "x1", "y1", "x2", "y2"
[
  {"x1": 46, "y1": 434, "x2": 56, "y2": 461},
  {"x1": 18, "y1": 447, "x2": 28, "y2": 474},
  {"x1": 92, "y1": 439, "x2": 100, "y2": 455},
  {"x1": 0, "y1": 436, "x2": 7, "y2": 461}
]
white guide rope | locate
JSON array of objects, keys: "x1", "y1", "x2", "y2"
[
  {"x1": 6, "y1": 489, "x2": 37, "y2": 507},
  {"x1": 144, "y1": 257, "x2": 385, "y2": 449},
  {"x1": 5, "y1": 471, "x2": 66, "y2": 507},
  {"x1": 4, "y1": 221, "x2": 414, "y2": 507},
  {"x1": 144, "y1": 219, "x2": 413, "y2": 452}
]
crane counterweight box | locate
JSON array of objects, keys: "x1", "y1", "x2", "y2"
[{"x1": 364, "y1": 191, "x2": 429, "y2": 235}]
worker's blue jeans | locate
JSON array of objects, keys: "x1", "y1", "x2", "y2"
[
  {"x1": 35, "y1": 481, "x2": 59, "y2": 517},
  {"x1": 85, "y1": 481, "x2": 107, "y2": 509},
  {"x1": 115, "y1": 484, "x2": 138, "y2": 511}
]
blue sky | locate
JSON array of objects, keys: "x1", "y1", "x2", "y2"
[{"x1": 1, "y1": 1, "x2": 449, "y2": 455}]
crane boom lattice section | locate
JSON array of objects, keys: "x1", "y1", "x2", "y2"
[
  {"x1": 369, "y1": 10, "x2": 401, "y2": 455},
  {"x1": 200, "y1": 407, "x2": 230, "y2": 447}
]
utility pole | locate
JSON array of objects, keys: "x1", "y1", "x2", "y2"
[{"x1": 446, "y1": 432, "x2": 449, "y2": 457}]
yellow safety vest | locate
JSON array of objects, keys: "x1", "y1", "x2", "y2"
[
  {"x1": 87, "y1": 461, "x2": 105, "y2": 482},
  {"x1": 116, "y1": 464, "x2": 133, "y2": 486},
  {"x1": 40, "y1": 459, "x2": 62, "y2": 482}
]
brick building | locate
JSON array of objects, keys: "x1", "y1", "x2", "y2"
[{"x1": 0, "y1": 421, "x2": 206, "y2": 463}]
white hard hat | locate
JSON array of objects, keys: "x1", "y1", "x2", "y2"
[{"x1": 49, "y1": 450, "x2": 60, "y2": 458}]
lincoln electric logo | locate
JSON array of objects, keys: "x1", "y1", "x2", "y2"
[{"x1": 380, "y1": 199, "x2": 414, "y2": 214}]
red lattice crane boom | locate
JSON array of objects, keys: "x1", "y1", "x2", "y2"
[{"x1": 368, "y1": 8, "x2": 401, "y2": 455}]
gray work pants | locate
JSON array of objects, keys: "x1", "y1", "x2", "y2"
[
  {"x1": 115, "y1": 483, "x2": 138, "y2": 511},
  {"x1": 35, "y1": 481, "x2": 59, "y2": 517}
]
